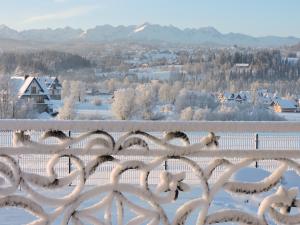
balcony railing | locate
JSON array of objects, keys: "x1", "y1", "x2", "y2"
[{"x1": 0, "y1": 120, "x2": 300, "y2": 225}]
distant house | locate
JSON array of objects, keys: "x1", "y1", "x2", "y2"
[
  {"x1": 255, "y1": 89, "x2": 276, "y2": 106},
  {"x1": 10, "y1": 75, "x2": 61, "y2": 113},
  {"x1": 272, "y1": 98, "x2": 298, "y2": 113},
  {"x1": 283, "y1": 57, "x2": 299, "y2": 65},
  {"x1": 218, "y1": 92, "x2": 233, "y2": 103},
  {"x1": 235, "y1": 63, "x2": 250, "y2": 68},
  {"x1": 234, "y1": 93, "x2": 243, "y2": 103},
  {"x1": 239, "y1": 91, "x2": 252, "y2": 102},
  {"x1": 233, "y1": 63, "x2": 251, "y2": 73},
  {"x1": 218, "y1": 92, "x2": 248, "y2": 103}
]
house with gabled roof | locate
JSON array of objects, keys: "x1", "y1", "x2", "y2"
[
  {"x1": 10, "y1": 75, "x2": 61, "y2": 113},
  {"x1": 218, "y1": 91, "x2": 250, "y2": 104},
  {"x1": 218, "y1": 92, "x2": 234, "y2": 103},
  {"x1": 271, "y1": 98, "x2": 298, "y2": 113}
]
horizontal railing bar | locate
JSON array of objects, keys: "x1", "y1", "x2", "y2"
[
  {"x1": 1, "y1": 147, "x2": 300, "y2": 158},
  {"x1": 0, "y1": 120, "x2": 300, "y2": 132}
]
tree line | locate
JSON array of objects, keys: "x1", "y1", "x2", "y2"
[{"x1": 0, "y1": 50, "x2": 92, "y2": 74}]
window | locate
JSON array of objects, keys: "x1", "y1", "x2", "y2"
[
  {"x1": 31, "y1": 86, "x2": 37, "y2": 94},
  {"x1": 37, "y1": 96, "x2": 44, "y2": 103}
]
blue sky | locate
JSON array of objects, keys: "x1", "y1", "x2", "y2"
[{"x1": 1, "y1": 0, "x2": 300, "y2": 37}]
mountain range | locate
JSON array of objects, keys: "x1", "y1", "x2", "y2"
[{"x1": 0, "y1": 23, "x2": 299, "y2": 47}]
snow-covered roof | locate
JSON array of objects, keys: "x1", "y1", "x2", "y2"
[
  {"x1": 10, "y1": 76, "x2": 25, "y2": 95},
  {"x1": 235, "y1": 63, "x2": 250, "y2": 67},
  {"x1": 282, "y1": 57, "x2": 299, "y2": 65},
  {"x1": 275, "y1": 99, "x2": 297, "y2": 109},
  {"x1": 239, "y1": 91, "x2": 251, "y2": 100},
  {"x1": 36, "y1": 76, "x2": 57, "y2": 88},
  {"x1": 18, "y1": 76, "x2": 35, "y2": 96},
  {"x1": 36, "y1": 78, "x2": 51, "y2": 97},
  {"x1": 257, "y1": 89, "x2": 268, "y2": 94},
  {"x1": 222, "y1": 92, "x2": 234, "y2": 99},
  {"x1": 11, "y1": 76, "x2": 50, "y2": 98}
]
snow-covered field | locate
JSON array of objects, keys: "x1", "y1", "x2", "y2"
[
  {"x1": 278, "y1": 112, "x2": 300, "y2": 121},
  {"x1": 75, "y1": 94, "x2": 113, "y2": 119},
  {"x1": 49, "y1": 94, "x2": 113, "y2": 120}
]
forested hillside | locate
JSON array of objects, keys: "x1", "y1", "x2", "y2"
[
  {"x1": 0, "y1": 51, "x2": 92, "y2": 74},
  {"x1": 189, "y1": 49, "x2": 300, "y2": 81}
]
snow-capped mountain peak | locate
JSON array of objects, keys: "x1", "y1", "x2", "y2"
[
  {"x1": 79, "y1": 30, "x2": 87, "y2": 38},
  {"x1": 0, "y1": 25, "x2": 21, "y2": 40},
  {"x1": 134, "y1": 23, "x2": 149, "y2": 33},
  {"x1": 0, "y1": 24, "x2": 9, "y2": 30},
  {"x1": 0, "y1": 24, "x2": 299, "y2": 47}
]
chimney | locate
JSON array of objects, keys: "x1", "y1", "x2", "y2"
[{"x1": 24, "y1": 75, "x2": 29, "y2": 80}]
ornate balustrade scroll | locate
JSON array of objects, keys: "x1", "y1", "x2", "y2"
[{"x1": 0, "y1": 120, "x2": 299, "y2": 224}]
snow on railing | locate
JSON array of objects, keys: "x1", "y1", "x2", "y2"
[{"x1": 0, "y1": 120, "x2": 300, "y2": 225}]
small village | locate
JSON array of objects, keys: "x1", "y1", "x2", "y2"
[
  {"x1": 218, "y1": 90, "x2": 300, "y2": 113},
  {"x1": 6, "y1": 73, "x2": 300, "y2": 121}
]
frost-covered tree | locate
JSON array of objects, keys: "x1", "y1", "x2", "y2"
[
  {"x1": 175, "y1": 89, "x2": 218, "y2": 112},
  {"x1": 61, "y1": 80, "x2": 70, "y2": 99},
  {"x1": 180, "y1": 107, "x2": 194, "y2": 120},
  {"x1": 135, "y1": 84, "x2": 156, "y2": 120},
  {"x1": 170, "y1": 81, "x2": 183, "y2": 104},
  {"x1": 193, "y1": 108, "x2": 211, "y2": 120},
  {"x1": 71, "y1": 81, "x2": 86, "y2": 102},
  {"x1": 107, "y1": 79, "x2": 117, "y2": 93},
  {"x1": 79, "y1": 82, "x2": 86, "y2": 102},
  {"x1": 112, "y1": 88, "x2": 136, "y2": 120},
  {"x1": 158, "y1": 81, "x2": 182, "y2": 104},
  {"x1": 0, "y1": 74, "x2": 23, "y2": 118},
  {"x1": 58, "y1": 96, "x2": 76, "y2": 120},
  {"x1": 14, "y1": 99, "x2": 37, "y2": 119},
  {"x1": 150, "y1": 80, "x2": 160, "y2": 101},
  {"x1": 0, "y1": 74, "x2": 38, "y2": 119},
  {"x1": 0, "y1": 74, "x2": 12, "y2": 119},
  {"x1": 204, "y1": 103, "x2": 285, "y2": 121},
  {"x1": 159, "y1": 83, "x2": 172, "y2": 103}
]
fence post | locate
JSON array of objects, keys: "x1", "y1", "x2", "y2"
[
  {"x1": 255, "y1": 133, "x2": 259, "y2": 168},
  {"x1": 68, "y1": 130, "x2": 71, "y2": 174},
  {"x1": 164, "y1": 160, "x2": 168, "y2": 170}
]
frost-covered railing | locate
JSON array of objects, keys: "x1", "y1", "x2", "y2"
[{"x1": 0, "y1": 120, "x2": 300, "y2": 225}]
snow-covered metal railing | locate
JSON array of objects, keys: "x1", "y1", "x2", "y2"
[{"x1": 0, "y1": 120, "x2": 300, "y2": 225}]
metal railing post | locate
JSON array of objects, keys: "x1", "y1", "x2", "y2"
[
  {"x1": 68, "y1": 130, "x2": 71, "y2": 174},
  {"x1": 255, "y1": 133, "x2": 259, "y2": 168}
]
